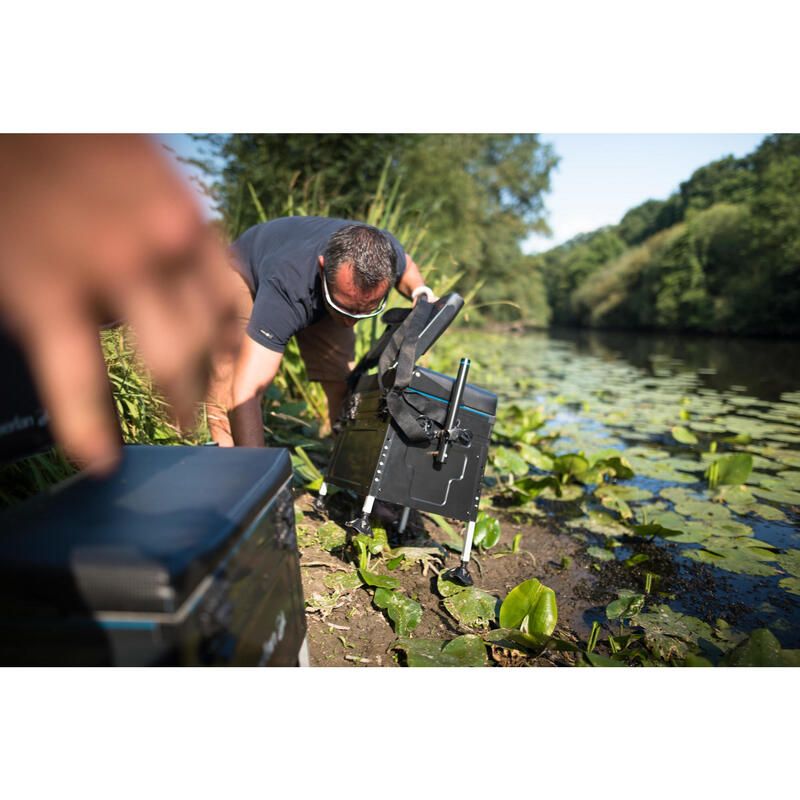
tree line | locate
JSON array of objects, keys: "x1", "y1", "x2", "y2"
[
  {"x1": 190, "y1": 133, "x2": 800, "y2": 337},
  {"x1": 534, "y1": 134, "x2": 800, "y2": 337}
]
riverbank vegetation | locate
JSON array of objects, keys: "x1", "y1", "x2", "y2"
[{"x1": 535, "y1": 134, "x2": 800, "y2": 337}]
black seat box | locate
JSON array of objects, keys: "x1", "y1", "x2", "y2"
[{"x1": 325, "y1": 366, "x2": 497, "y2": 522}]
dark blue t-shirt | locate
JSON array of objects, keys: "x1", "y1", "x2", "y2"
[{"x1": 233, "y1": 217, "x2": 407, "y2": 353}]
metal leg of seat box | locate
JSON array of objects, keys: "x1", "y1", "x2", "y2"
[
  {"x1": 397, "y1": 506, "x2": 411, "y2": 535},
  {"x1": 312, "y1": 481, "x2": 328, "y2": 513},
  {"x1": 346, "y1": 494, "x2": 375, "y2": 538},
  {"x1": 443, "y1": 519, "x2": 476, "y2": 586},
  {"x1": 297, "y1": 635, "x2": 310, "y2": 667}
]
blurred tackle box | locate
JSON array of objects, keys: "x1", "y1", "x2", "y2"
[{"x1": 0, "y1": 445, "x2": 306, "y2": 666}]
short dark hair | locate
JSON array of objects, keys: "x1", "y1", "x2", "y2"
[{"x1": 323, "y1": 224, "x2": 397, "y2": 291}]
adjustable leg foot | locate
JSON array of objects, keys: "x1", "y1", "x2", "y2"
[
  {"x1": 312, "y1": 481, "x2": 329, "y2": 514},
  {"x1": 346, "y1": 494, "x2": 375, "y2": 538},
  {"x1": 345, "y1": 512, "x2": 373, "y2": 538},
  {"x1": 443, "y1": 561, "x2": 473, "y2": 586},
  {"x1": 443, "y1": 519, "x2": 476, "y2": 586}
]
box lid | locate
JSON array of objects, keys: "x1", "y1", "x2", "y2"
[{"x1": 0, "y1": 446, "x2": 292, "y2": 616}]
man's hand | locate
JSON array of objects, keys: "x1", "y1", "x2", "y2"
[
  {"x1": 396, "y1": 253, "x2": 438, "y2": 305},
  {"x1": 0, "y1": 134, "x2": 239, "y2": 474}
]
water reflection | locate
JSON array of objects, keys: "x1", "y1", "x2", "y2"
[{"x1": 549, "y1": 327, "x2": 800, "y2": 401}]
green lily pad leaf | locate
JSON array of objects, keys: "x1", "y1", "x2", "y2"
[
  {"x1": 443, "y1": 587, "x2": 501, "y2": 629},
  {"x1": 673, "y1": 498, "x2": 733, "y2": 522},
  {"x1": 705, "y1": 453, "x2": 753, "y2": 488},
  {"x1": 671, "y1": 426, "x2": 698, "y2": 444},
  {"x1": 659, "y1": 486, "x2": 697, "y2": 504},
  {"x1": 721, "y1": 628, "x2": 800, "y2": 667},
  {"x1": 324, "y1": 571, "x2": 363, "y2": 592},
  {"x1": 633, "y1": 604, "x2": 715, "y2": 662},
  {"x1": 485, "y1": 627, "x2": 584, "y2": 654},
  {"x1": 553, "y1": 453, "x2": 589, "y2": 480},
  {"x1": 317, "y1": 521, "x2": 347, "y2": 551},
  {"x1": 713, "y1": 485, "x2": 756, "y2": 506},
  {"x1": 539, "y1": 483, "x2": 583, "y2": 502},
  {"x1": 587, "y1": 546, "x2": 616, "y2": 561},
  {"x1": 584, "y1": 456, "x2": 636, "y2": 483},
  {"x1": 516, "y1": 443, "x2": 554, "y2": 471},
  {"x1": 358, "y1": 568, "x2": 400, "y2": 589},
  {"x1": 473, "y1": 512, "x2": 501, "y2": 550},
  {"x1": 749, "y1": 484, "x2": 800, "y2": 506},
  {"x1": 745, "y1": 503, "x2": 787, "y2": 521},
  {"x1": 373, "y1": 588, "x2": 422, "y2": 636},
  {"x1": 596, "y1": 485, "x2": 653, "y2": 502},
  {"x1": 499, "y1": 578, "x2": 557, "y2": 637},
  {"x1": 606, "y1": 590, "x2": 646, "y2": 620},
  {"x1": 391, "y1": 635, "x2": 488, "y2": 667},
  {"x1": 625, "y1": 456, "x2": 696, "y2": 483},
  {"x1": 779, "y1": 577, "x2": 800, "y2": 597},
  {"x1": 631, "y1": 523, "x2": 684, "y2": 539},
  {"x1": 509, "y1": 475, "x2": 562, "y2": 502},
  {"x1": 776, "y1": 549, "x2": 800, "y2": 577},
  {"x1": 437, "y1": 573, "x2": 468, "y2": 598},
  {"x1": 491, "y1": 445, "x2": 529, "y2": 476},
  {"x1": 583, "y1": 651, "x2": 627, "y2": 667},
  {"x1": 565, "y1": 510, "x2": 630, "y2": 538},
  {"x1": 683, "y1": 537, "x2": 779, "y2": 576}
]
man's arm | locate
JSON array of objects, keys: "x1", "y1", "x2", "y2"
[
  {"x1": 395, "y1": 254, "x2": 438, "y2": 304},
  {"x1": 228, "y1": 335, "x2": 284, "y2": 447}
]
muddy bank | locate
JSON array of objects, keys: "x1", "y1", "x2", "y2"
[{"x1": 294, "y1": 488, "x2": 747, "y2": 667}]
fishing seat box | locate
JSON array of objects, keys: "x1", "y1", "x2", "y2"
[
  {"x1": 326, "y1": 366, "x2": 497, "y2": 521},
  {"x1": 322, "y1": 293, "x2": 497, "y2": 532},
  {"x1": 0, "y1": 445, "x2": 305, "y2": 666}
]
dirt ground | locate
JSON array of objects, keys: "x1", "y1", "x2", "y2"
[
  {"x1": 294, "y1": 489, "x2": 622, "y2": 666},
  {"x1": 294, "y1": 482, "x2": 765, "y2": 667}
]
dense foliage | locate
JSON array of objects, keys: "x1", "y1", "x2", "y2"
[
  {"x1": 191, "y1": 133, "x2": 558, "y2": 325},
  {"x1": 536, "y1": 134, "x2": 800, "y2": 336}
]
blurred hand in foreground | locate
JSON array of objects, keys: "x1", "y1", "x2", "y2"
[{"x1": 0, "y1": 134, "x2": 239, "y2": 475}]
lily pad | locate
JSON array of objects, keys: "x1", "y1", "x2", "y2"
[
  {"x1": 587, "y1": 546, "x2": 616, "y2": 561},
  {"x1": 705, "y1": 453, "x2": 754, "y2": 488},
  {"x1": 491, "y1": 446, "x2": 529, "y2": 477},
  {"x1": 606, "y1": 590, "x2": 646, "y2": 620},
  {"x1": 673, "y1": 498, "x2": 733, "y2": 522},
  {"x1": 324, "y1": 571, "x2": 363, "y2": 592},
  {"x1": 596, "y1": 485, "x2": 654, "y2": 502},
  {"x1": 498, "y1": 578, "x2": 557, "y2": 637},
  {"x1": 391, "y1": 635, "x2": 488, "y2": 667},
  {"x1": 358, "y1": 568, "x2": 400, "y2": 589},
  {"x1": 443, "y1": 587, "x2": 501, "y2": 629},
  {"x1": 671, "y1": 426, "x2": 698, "y2": 444},
  {"x1": 473, "y1": 512, "x2": 501, "y2": 550},
  {"x1": 539, "y1": 483, "x2": 584, "y2": 502},
  {"x1": 373, "y1": 588, "x2": 422, "y2": 636},
  {"x1": 516, "y1": 443, "x2": 554, "y2": 471},
  {"x1": 683, "y1": 537, "x2": 779, "y2": 576},
  {"x1": 632, "y1": 605, "x2": 715, "y2": 662},
  {"x1": 721, "y1": 628, "x2": 800, "y2": 666},
  {"x1": 317, "y1": 521, "x2": 348, "y2": 551},
  {"x1": 565, "y1": 510, "x2": 630, "y2": 538}
]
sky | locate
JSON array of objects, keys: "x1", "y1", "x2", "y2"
[
  {"x1": 161, "y1": 133, "x2": 769, "y2": 255},
  {"x1": 523, "y1": 133, "x2": 767, "y2": 253}
]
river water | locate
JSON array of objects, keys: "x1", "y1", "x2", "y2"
[{"x1": 431, "y1": 327, "x2": 800, "y2": 649}]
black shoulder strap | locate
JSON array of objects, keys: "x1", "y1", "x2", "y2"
[{"x1": 377, "y1": 297, "x2": 433, "y2": 442}]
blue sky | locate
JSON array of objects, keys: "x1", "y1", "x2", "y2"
[
  {"x1": 523, "y1": 133, "x2": 767, "y2": 253},
  {"x1": 160, "y1": 133, "x2": 769, "y2": 252}
]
